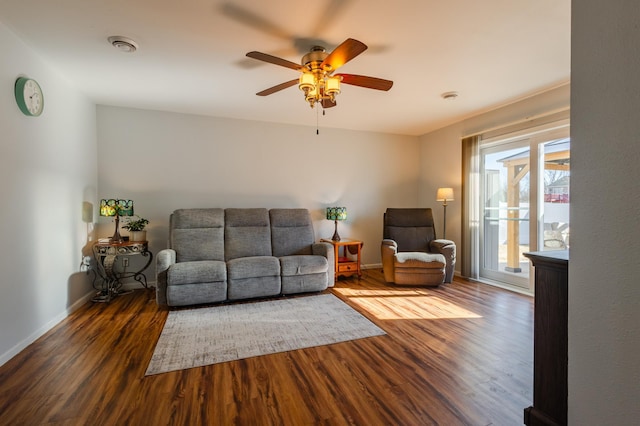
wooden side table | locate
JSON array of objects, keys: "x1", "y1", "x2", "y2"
[
  {"x1": 321, "y1": 238, "x2": 363, "y2": 280},
  {"x1": 91, "y1": 240, "x2": 153, "y2": 302}
]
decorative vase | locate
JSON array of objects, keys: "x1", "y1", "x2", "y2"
[{"x1": 129, "y1": 230, "x2": 147, "y2": 242}]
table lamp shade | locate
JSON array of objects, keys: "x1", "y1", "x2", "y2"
[
  {"x1": 326, "y1": 207, "x2": 347, "y2": 221},
  {"x1": 100, "y1": 199, "x2": 134, "y2": 217},
  {"x1": 100, "y1": 199, "x2": 133, "y2": 243}
]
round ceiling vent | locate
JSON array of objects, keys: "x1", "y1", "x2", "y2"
[
  {"x1": 441, "y1": 91, "x2": 459, "y2": 100},
  {"x1": 108, "y1": 36, "x2": 138, "y2": 53}
]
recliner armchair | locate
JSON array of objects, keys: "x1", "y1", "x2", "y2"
[{"x1": 381, "y1": 208, "x2": 456, "y2": 286}]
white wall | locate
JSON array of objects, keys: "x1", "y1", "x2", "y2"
[
  {"x1": 96, "y1": 106, "x2": 419, "y2": 272},
  {"x1": 569, "y1": 1, "x2": 640, "y2": 423},
  {"x1": 418, "y1": 84, "x2": 570, "y2": 256},
  {"x1": 0, "y1": 21, "x2": 97, "y2": 364}
]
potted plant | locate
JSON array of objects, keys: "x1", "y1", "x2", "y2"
[{"x1": 122, "y1": 216, "x2": 149, "y2": 241}]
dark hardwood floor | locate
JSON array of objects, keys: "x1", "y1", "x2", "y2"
[{"x1": 0, "y1": 270, "x2": 533, "y2": 425}]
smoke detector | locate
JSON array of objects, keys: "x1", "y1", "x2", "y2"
[
  {"x1": 108, "y1": 36, "x2": 138, "y2": 53},
  {"x1": 441, "y1": 91, "x2": 459, "y2": 100}
]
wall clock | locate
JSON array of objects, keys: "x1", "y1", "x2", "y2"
[{"x1": 14, "y1": 77, "x2": 44, "y2": 116}]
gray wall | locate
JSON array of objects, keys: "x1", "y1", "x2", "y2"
[
  {"x1": 96, "y1": 106, "x2": 420, "y2": 271},
  {"x1": 569, "y1": 1, "x2": 640, "y2": 423},
  {"x1": 0, "y1": 21, "x2": 97, "y2": 364}
]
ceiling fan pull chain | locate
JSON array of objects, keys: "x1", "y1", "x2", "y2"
[{"x1": 316, "y1": 105, "x2": 319, "y2": 135}]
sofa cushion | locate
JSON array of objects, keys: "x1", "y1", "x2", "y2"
[
  {"x1": 228, "y1": 276, "x2": 281, "y2": 300},
  {"x1": 282, "y1": 274, "x2": 327, "y2": 295},
  {"x1": 167, "y1": 282, "x2": 228, "y2": 306},
  {"x1": 270, "y1": 209, "x2": 315, "y2": 256},
  {"x1": 395, "y1": 252, "x2": 446, "y2": 269},
  {"x1": 225, "y1": 208, "x2": 272, "y2": 260},
  {"x1": 394, "y1": 269, "x2": 444, "y2": 286},
  {"x1": 386, "y1": 227, "x2": 434, "y2": 252},
  {"x1": 227, "y1": 256, "x2": 281, "y2": 300},
  {"x1": 171, "y1": 209, "x2": 225, "y2": 262},
  {"x1": 172, "y1": 208, "x2": 225, "y2": 229},
  {"x1": 167, "y1": 260, "x2": 226, "y2": 285},
  {"x1": 227, "y1": 256, "x2": 280, "y2": 279},
  {"x1": 279, "y1": 255, "x2": 328, "y2": 276},
  {"x1": 173, "y1": 229, "x2": 224, "y2": 262},
  {"x1": 384, "y1": 208, "x2": 436, "y2": 252}
]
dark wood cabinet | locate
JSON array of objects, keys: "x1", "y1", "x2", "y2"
[{"x1": 523, "y1": 250, "x2": 568, "y2": 426}]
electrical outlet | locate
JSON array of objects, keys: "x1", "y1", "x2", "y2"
[{"x1": 122, "y1": 257, "x2": 129, "y2": 267}]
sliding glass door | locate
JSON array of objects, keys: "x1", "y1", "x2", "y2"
[{"x1": 479, "y1": 127, "x2": 570, "y2": 292}]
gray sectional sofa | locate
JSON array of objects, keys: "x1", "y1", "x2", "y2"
[{"x1": 155, "y1": 208, "x2": 334, "y2": 307}]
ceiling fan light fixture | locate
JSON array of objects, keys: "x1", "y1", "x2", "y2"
[
  {"x1": 325, "y1": 76, "x2": 341, "y2": 96},
  {"x1": 299, "y1": 72, "x2": 315, "y2": 92},
  {"x1": 305, "y1": 85, "x2": 319, "y2": 107}
]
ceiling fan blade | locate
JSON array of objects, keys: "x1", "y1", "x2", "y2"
[
  {"x1": 336, "y1": 74, "x2": 394, "y2": 91},
  {"x1": 256, "y1": 79, "x2": 298, "y2": 96},
  {"x1": 221, "y1": 3, "x2": 293, "y2": 41},
  {"x1": 246, "y1": 51, "x2": 302, "y2": 71},
  {"x1": 321, "y1": 98, "x2": 337, "y2": 109},
  {"x1": 321, "y1": 38, "x2": 367, "y2": 72},
  {"x1": 310, "y1": 0, "x2": 353, "y2": 37}
]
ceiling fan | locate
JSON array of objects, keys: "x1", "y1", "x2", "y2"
[{"x1": 246, "y1": 38, "x2": 393, "y2": 109}]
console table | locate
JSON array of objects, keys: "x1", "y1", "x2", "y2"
[
  {"x1": 321, "y1": 238, "x2": 363, "y2": 280},
  {"x1": 523, "y1": 250, "x2": 568, "y2": 426},
  {"x1": 91, "y1": 240, "x2": 153, "y2": 302}
]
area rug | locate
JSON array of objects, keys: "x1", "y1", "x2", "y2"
[{"x1": 145, "y1": 294, "x2": 386, "y2": 376}]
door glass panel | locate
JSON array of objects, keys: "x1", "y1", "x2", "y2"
[
  {"x1": 540, "y1": 138, "x2": 570, "y2": 252},
  {"x1": 480, "y1": 144, "x2": 530, "y2": 288}
]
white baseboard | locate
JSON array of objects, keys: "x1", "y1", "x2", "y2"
[
  {"x1": 0, "y1": 289, "x2": 95, "y2": 368},
  {"x1": 362, "y1": 263, "x2": 382, "y2": 270}
]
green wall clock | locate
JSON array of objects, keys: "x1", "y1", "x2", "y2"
[{"x1": 14, "y1": 76, "x2": 44, "y2": 116}]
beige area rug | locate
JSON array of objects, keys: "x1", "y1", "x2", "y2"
[{"x1": 145, "y1": 294, "x2": 386, "y2": 376}]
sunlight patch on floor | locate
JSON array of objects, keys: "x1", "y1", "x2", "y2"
[{"x1": 334, "y1": 288, "x2": 483, "y2": 320}]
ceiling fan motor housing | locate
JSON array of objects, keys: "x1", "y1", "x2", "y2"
[{"x1": 302, "y1": 46, "x2": 329, "y2": 71}]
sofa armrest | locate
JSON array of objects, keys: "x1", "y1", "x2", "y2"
[
  {"x1": 312, "y1": 242, "x2": 335, "y2": 285},
  {"x1": 430, "y1": 239, "x2": 456, "y2": 283},
  {"x1": 155, "y1": 248, "x2": 176, "y2": 306},
  {"x1": 381, "y1": 239, "x2": 398, "y2": 283}
]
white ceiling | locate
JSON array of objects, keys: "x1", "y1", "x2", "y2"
[{"x1": 0, "y1": 0, "x2": 570, "y2": 136}]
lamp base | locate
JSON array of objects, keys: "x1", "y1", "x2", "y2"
[
  {"x1": 331, "y1": 220, "x2": 341, "y2": 241},
  {"x1": 110, "y1": 215, "x2": 125, "y2": 244},
  {"x1": 110, "y1": 231, "x2": 125, "y2": 244}
]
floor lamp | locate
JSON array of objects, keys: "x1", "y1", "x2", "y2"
[{"x1": 436, "y1": 188, "x2": 454, "y2": 239}]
